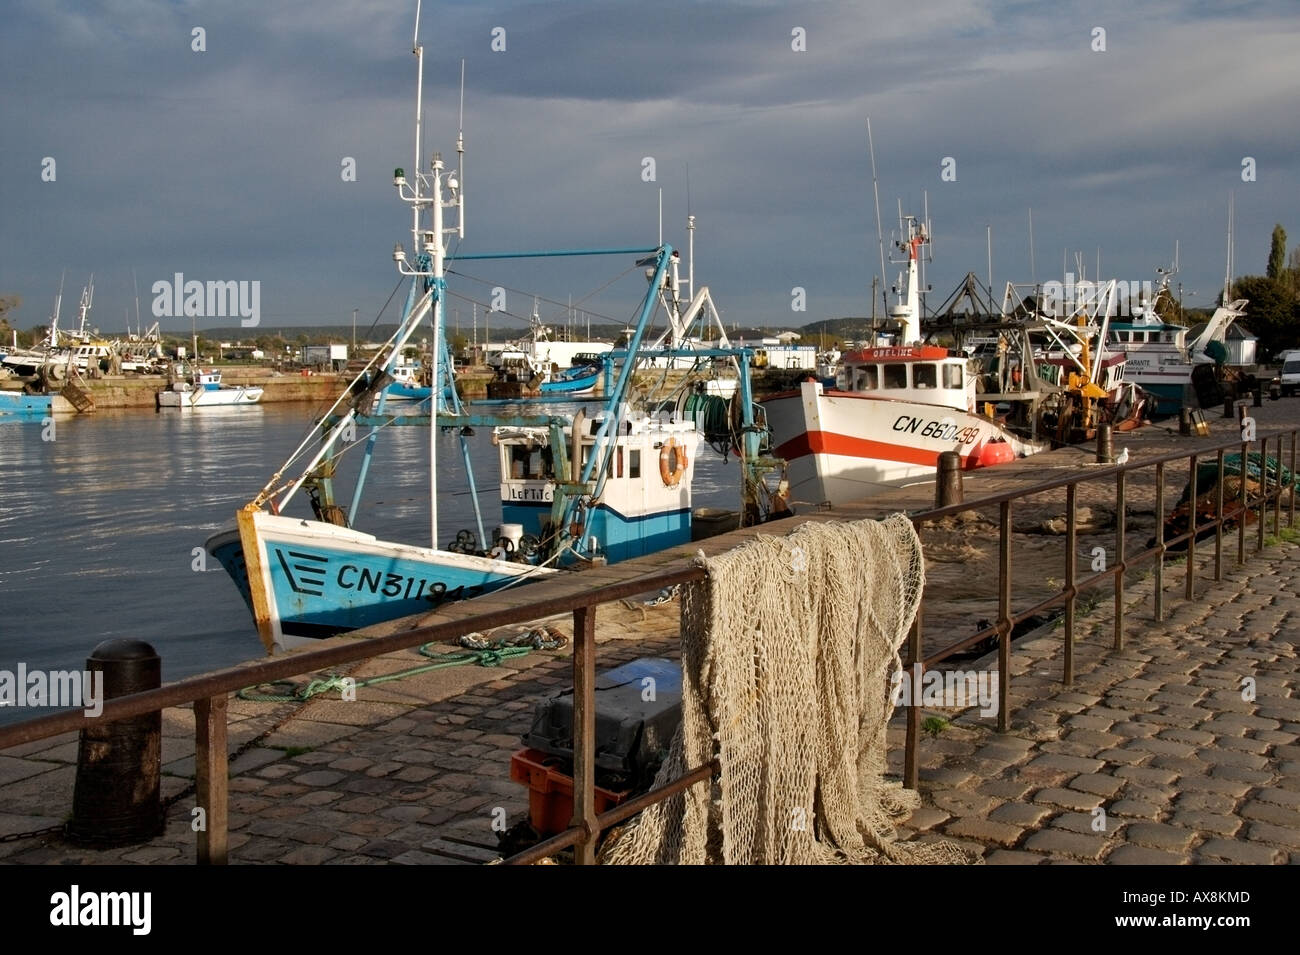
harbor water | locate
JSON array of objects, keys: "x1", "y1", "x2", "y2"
[{"x1": 0, "y1": 402, "x2": 740, "y2": 722}]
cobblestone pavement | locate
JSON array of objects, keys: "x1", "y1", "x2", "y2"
[
  {"x1": 892, "y1": 538, "x2": 1300, "y2": 865},
  {"x1": 0, "y1": 602, "x2": 683, "y2": 865}
]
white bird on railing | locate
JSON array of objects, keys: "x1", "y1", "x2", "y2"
[{"x1": 1116, "y1": 447, "x2": 1130, "y2": 465}]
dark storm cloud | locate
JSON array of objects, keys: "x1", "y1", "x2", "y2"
[{"x1": 0, "y1": 0, "x2": 1296, "y2": 333}]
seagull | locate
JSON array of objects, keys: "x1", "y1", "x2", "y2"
[{"x1": 1116, "y1": 447, "x2": 1130, "y2": 465}]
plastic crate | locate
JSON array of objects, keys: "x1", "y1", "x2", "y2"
[
  {"x1": 509, "y1": 748, "x2": 631, "y2": 837},
  {"x1": 523, "y1": 657, "x2": 682, "y2": 790}
]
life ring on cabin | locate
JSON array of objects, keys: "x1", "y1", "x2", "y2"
[{"x1": 659, "y1": 437, "x2": 688, "y2": 486}]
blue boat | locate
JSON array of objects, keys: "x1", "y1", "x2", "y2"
[
  {"x1": 206, "y1": 9, "x2": 783, "y2": 653},
  {"x1": 0, "y1": 391, "x2": 53, "y2": 416}
]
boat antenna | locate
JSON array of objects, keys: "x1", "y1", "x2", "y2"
[
  {"x1": 132, "y1": 268, "x2": 142, "y2": 337},
  {"x1": 921, "y1": 189, "x2": 930, "y2": 317},
  {"x1": 658, "y1": 187, "x2": 663, "y2": 247},
  {"x1": 986, "y1": 225, "x2": 993, "y2": 297},
  {"x1": 1028, "y1": 207, "x2": 1036, "y2": 285},
  {"x1": 1223, "y1": 191, "x2": 1234, "y2": 303},
  {"x1": 456, "y1": 57, "x2": 465, "y2": 239},
  {"x1": 867, "y1": 117, "x2": 888, "y2": 318},
  {"x1": 685, "y1": 161, "x2": 694, "y2": 302}
]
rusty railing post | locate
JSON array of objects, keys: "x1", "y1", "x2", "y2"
[
  {"x1": 1239, "y1": 422, "x2": 1249, "y2": 565},
  {"x1": 1257, "y1": 437, "x2": 1267, "y2": 552},
  {"x1": 1214, "y1": 449, "x2": 1225, "y2": 582},
  {"x1": 998, "y1": 500, "x2": 1012, "y2": 733},
  {"x1": 1185, "y1": 454, "x2": 1198, "y2": 600},
  {"x1": 1273, "y1": 435, "x2": 1282, "y2": 540},
  {"x1": 1153, "y1": 461, "x2": 1165, "y2": 622},
  {"x1": 570, "y1": 605, "x2": 598, "y2": 865},
  {"x1": 1284, "y1": 431, "x2": 1294, "y2": 530},
  {"x1": 1114, "y1": 468, "x2": 1126, "y2": 651},
  {"x1": 1064, "y1": 483, "x2": 1077, "y2": 686},
  {"x1": 195, "y1": 693, "x2": 229, "y2": 865},
  {"x1": 904, "y1": 613, "x2": 922, "y2": 790}
]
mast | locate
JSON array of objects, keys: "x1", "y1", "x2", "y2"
[
  {"x1": 867, "y1": 118, "x2": 888, "y2": 320},
  {"x1": 390, "y1": 0, "x2": 468, "y2": 548}
]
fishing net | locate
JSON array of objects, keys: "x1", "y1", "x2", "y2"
[
  {"x1": 1176, "y1": 452, "x2": 1297, "y2": 506},
  {"x1": 600, "y1": 514, "x2": 979, "y2": 865}
]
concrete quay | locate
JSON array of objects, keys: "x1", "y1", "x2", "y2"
[{"x1": 1, "y1": 397, "x2": 1298, "y2": 864}]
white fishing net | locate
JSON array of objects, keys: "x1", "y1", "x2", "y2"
[{"x1": 601, "y1": 514, "x2": 980, "y2": 865}]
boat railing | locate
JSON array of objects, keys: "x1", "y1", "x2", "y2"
[{"x1": 0, "y1": 420, "x2": 1294, "y2": 865}]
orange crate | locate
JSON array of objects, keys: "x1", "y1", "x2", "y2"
[{"x1": 509, "y1": 748, "x2": 631, "y2": 836}]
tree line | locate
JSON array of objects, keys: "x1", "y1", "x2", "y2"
[{"x1": 1231, "y1": 224, "x2": 1300, "y2": 360}]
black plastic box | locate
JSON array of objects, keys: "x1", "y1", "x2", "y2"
[{"x1": 523, "y1": 657, "x2": 682, "y2": 790}]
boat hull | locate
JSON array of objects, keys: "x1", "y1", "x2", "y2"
[
  {"x1": 206, "y1": 510, "x2": 554, "y2": 652},
  {"x1": 761, "y1": 380, "x2": 1048, "y2": 507},
  {"x1": 158, "y1": 385, "x2": 264, "y2": 409},
  {"x1": 0, "y1": 391, "x2": 53, "y2": 416}
]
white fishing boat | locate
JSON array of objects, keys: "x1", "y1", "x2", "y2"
[
  {"x1": 761, "y1": 217, "x2": 1055, "y2": 507},
  {"x1": 158, "y1": 367, "x2": 264, "y2": 409}
]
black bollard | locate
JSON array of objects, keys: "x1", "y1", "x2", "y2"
[
  {"x1": 1254, "y1": 389, "x2": 1263, "y2": 408},
  {"x1": 1178, "y1": 407, "x2": 1191, "y2": 436},
  {"x1": 935, "y1": 451, "x2": 964, "y2": 508},
  {"x1": 1270, "y1": 381, "x2": 1281, "y2": 401},
  {"x1": 66, "y1": 639, "x2": 163, "y2": 847},
  {"x1": 1223, "y1": 395, "x2": 1235, "y2": 418},
  {"x1": 1096, "y1": 422, "x2": 1114, "y2": 464}
]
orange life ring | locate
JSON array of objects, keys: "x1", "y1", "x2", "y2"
[{"x1": 659, "y1": 437, "x2": 688, "y2": 486}]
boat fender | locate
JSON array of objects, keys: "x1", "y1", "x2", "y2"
[
  {"x1": 659, "y1": 437, "x2": 688, "y2": 486},
  {"x1": 569, "y1": 501, "x2": 586, "y2": 540}
]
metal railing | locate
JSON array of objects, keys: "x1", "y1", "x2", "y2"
[
  {"x1": 0, "y1": 424, "x2": 1294, "y2": 865},
  {"x1": 900, "y1": 422, "x2": 1298, "y2": 788}
]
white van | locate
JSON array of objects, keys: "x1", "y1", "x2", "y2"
[{"x1": 1277, "y1": 350, "x2": 1300, "y2": 397}]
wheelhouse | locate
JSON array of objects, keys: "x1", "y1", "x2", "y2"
[{"x1": 835, "y1": 346, "x2": 972, "y2": 409}]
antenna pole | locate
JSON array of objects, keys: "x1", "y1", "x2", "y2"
[
  {"x1": 658, "y1": 188, "x2": 663, "y2": 247},
  {"x1": 1028, "y1": 208, "x2": 1036, "y2": 284},
  {"x1": 457, "y1": 58, "x2": 465, "y2": 239},
  {"x1": 867, "y1": 118, "x2": 888, "y2": 318},
  {"x1": 1224, "y1": 192, "x2": 1234, "y2": 303},
  {"x1": 987, "y1": 225, "x2": 993, "y2": 295}
]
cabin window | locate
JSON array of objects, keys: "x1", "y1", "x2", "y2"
[
  {"x1": 1162, "y1": 332, "x2": 1176, "y2": 343},
  {"x1": 943, "y1": 363, "x2": 964, "y2": 389},
  {"x1": 913, "y1": 364, "x2": 938, "y2": 389},
  {"x1": 882, "y1": 364, "x2": 907, "y2": 389},
  {"x1": 629, "y1": 449, "x2": 641, "y2": 479},
  {"x1": 853, "y1": 366, "x2": 877, "y2": 390},
  {"x1": 615, "y1": 448, "x2": 624, "y2": 478},
  {"x1": 510, "y1": 446, "x2": 530, "y2": 479}
]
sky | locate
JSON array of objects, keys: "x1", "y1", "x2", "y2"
[{"x1": 2, "y1": 0, "x2": 1298, "y2": 340}]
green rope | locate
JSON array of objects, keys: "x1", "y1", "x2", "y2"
[
  {"x1": 1178, "y1": 451, "x2": 1298, "y2": 506},
  {"x1": 236, "y1": 642, "x2": 534, "y2": 703},
  {"x1": 683, "y1": 392, "x2": 731, "y2": 442}
]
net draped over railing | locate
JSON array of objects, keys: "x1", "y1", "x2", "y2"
[{"x1": 601, "y1": 514, "x2": 979, "y2": 865}]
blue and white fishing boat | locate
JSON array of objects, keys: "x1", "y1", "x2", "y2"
[
  {"x1": 158, "y1": 366, "x2": 264, "y2": 409},
  {"x1": 1107, "y1": 280, "x2": 1246, "y2": 416},
  {"x1": 206, "y1": 8, "x2": 783, "y2": 652},
  {"x1": 379, "y1": 357, "x2": 435, "y2": 403},
  {"x1": 0, "y1": 391, "x2": 53, "y2": 416}
]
